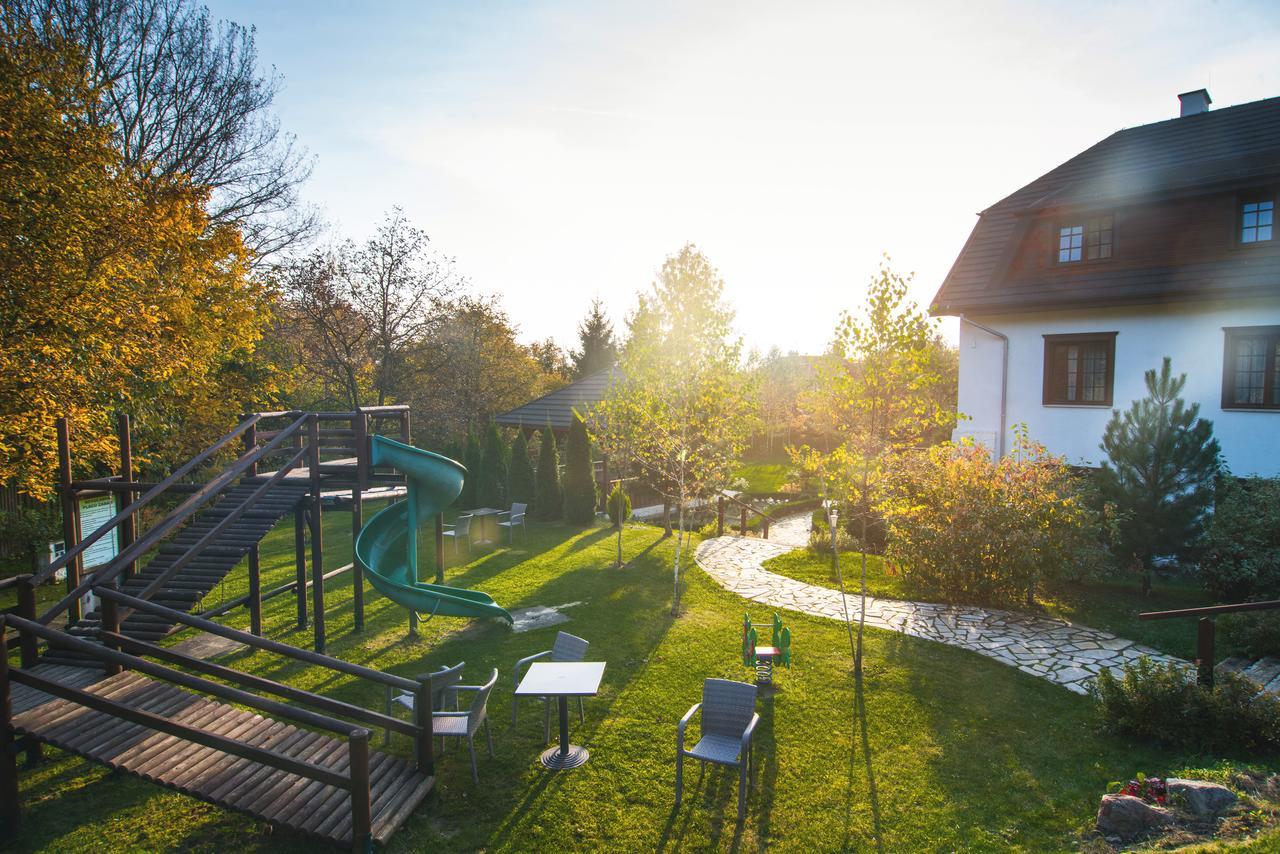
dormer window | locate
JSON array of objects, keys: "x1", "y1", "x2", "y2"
[
  {"x1": 1057, "y1": 216, "x2": 1113, "y2": 263},
  {"x1": 1241, "y1": 199, "x2": 1273, "y2": 243}
]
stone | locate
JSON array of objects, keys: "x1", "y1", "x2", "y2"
[
  {"x1": 1096, "y1": 794, "x2": 1174, "y2": 840},
  {"x1": 1167, "y1": 779, "x2": 1238, "y2": 816}
]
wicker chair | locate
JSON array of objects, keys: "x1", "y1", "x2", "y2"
[
  {"x1": 513, "y1": 631, "x2": 590, "y2": 742},
  {"x1": 497, "y1": 503, "x2": 528, "y2": 542},
  {"x1": 384, "y1": 661, "x2": 465, "y2": 745},
  {"x1": 676, "y1": 678, "x2": 759, "y2": 822},
  {"x1": 433, "y1": 667, "x2": 498, "y2": 784}
]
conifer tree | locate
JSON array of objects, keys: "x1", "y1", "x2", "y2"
[
  {"x1": 1098, "y1": 357, "x2": 1221, "y2": 577},
  {"x1": 460, "y1": 430, "x2": 481, "y2": 509},
  {"x1": 563, "y1": 414, "x2": 598, "y2": 524},
  {"x1": 477, "y1": 422, "x2": 507, "y2": 508},
  {"x1": 533, "y1": 427, "x2": 562, "y2": 520},
  {"x1": 571, "y1": 298, "x2": 618, "y2": 379},
  {"x1": 508, "y1": 431, "x2": 536, "y2": 507}
]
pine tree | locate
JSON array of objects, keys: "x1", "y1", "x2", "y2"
[
  {"x1": 533, "y1": 427, "x2": 562, "y2": 520},
  {"x1": 1098, "y1": 357, "x2": 1222, "y2": 574},
  {"x1": 563, "y1": 413, "x2": 598, "y2": 525},
  {"x1": 571, "y1": 298, "x2": 618, "y2": 379},
  {"x1": 461, "y1": 430, "x2": 482, "y2": 509},
  {"x1": 508, "y1": 431, "x2": 536, "y2": 507},
  {"x1": 477, "y1": 422, "x2": 507, "y2": 508}
]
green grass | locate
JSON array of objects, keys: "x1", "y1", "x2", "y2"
[
  {"x1": 733, "y1": 463, "x2": 791, "y2": 495},
  {"x1": 762, "y1": 548, "x2": 1238, "y2": 661},
  {"x1": 8, "y1": 514, "x2": 1275, "y2": 851}
]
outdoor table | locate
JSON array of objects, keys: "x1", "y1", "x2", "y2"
[
  {"x1": 469, "y1": 507, "x2": 502, "y2": 544},
  {"x1": 514, "y1": 661, "x2": 606, "y2": 770}
]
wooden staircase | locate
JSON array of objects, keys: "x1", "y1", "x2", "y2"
[
  {"x1": 1217, "y1": 656, "x2": 1280, "y2": 695},
  {"x1": 43, "y1": 479, "x2": 310, "y2": 669}
]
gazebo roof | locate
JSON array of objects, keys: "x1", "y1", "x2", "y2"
[{"x1": 494, "y1": 366, "x2": 620, "y2": 433}]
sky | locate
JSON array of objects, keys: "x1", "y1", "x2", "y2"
[{"x1": 206, "y1": 0, "x2": 1280, "y2": 354}]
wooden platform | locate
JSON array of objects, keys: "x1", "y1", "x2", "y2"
[{"x1": 11, "y1": 669, "x2": 433, "y2": 847}]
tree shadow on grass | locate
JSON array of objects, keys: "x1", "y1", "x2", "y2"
[{"x1": 850, "y1": 676, "x2": 885, "y2": 854}]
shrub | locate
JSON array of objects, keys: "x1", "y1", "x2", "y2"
[
  {"x1": 1201, "y1": 476, "x2": 1280, "y2": 603},
  {"x1": 508, "y1": 432, "x2": 536, "y2": 507},
  {"x1": 1221, "y1": 611, "x2": 1280, "y2": 659},
  {"x1": 532, "y1": 427, "x2": 562, "y2": 521},
  {"x1": 562, "y1": 414, "x2": 597, "y2": 525},
  {"x1": 476, "y1": 422, "x2": 508, "y2": 508},
  {"x1": 881, "y1": 431, "x2": 1103, "y2": 607},
  {"x1": 606, "y1": 483, "x2": 631, "y2": 528},
  {"x1": 460, "y1": 430, "x2": 481, "y2": 509},
  {"x1": 1093, "y1": 656, "x2": 1280, "y2": 754}
]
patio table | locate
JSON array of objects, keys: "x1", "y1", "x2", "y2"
[
  {"x1": 469, "y1": 507, "x2": 502, "y2": 544},
  {"x1": 514, "y1": 661, "x2": 605, "y2": 770}
]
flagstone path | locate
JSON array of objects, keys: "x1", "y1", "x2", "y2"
[{"x1": 695, "y1": 532, "x2": 1185, "y2": 694}]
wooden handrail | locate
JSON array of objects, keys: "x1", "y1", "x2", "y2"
[
  {"x1": 31, "y1": 414, "x2": 264, "y2": 587},
  {"x1": 1139, "y1": 599, "x2": 1280, "y2": 620}
]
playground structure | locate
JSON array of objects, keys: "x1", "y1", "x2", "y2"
[
  {"x1": 0, "y1": 407, "x2": 505, "y2": 850},
  {"x1": 742, "y1": 612, "x2": 792, "y2": 686}
]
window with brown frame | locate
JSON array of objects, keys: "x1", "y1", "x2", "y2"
[
  {"x1": 1222, "y1": 326, "x2": 1280, "y2": 410},
  {"x1": 1043, "y1": 332, "x2": 1117, "y2": 406},
  {"x1": 1057, "y1": 215, "x2": 1113, "y2": 263}
]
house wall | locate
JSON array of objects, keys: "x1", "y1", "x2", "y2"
[{"x1": 955, "y1": 297, "x2": 1280, "y2": 476}]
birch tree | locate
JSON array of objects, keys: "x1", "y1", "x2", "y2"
[{"x1": 590, "y1": 244, "x2": 756, "y2": 613}]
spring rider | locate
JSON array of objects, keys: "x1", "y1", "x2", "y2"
[{"x1": 742, "y1": 611, "x2": 792, "y2": 686}]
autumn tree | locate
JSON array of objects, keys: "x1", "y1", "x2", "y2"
[
  {"x1": 5, "y1": 0, "x2": 317, "y2": 259},
  {"x1": 591, "y1": 244, "x2": 756, "y2": 612},
  {"x1": 791, "y1": 260, "x2": 955, "y2": 675},
  {"x1": 0, "y1": 21, "x2": 274, "y2": 496},
  {"x1": 571, "y1": 298, "x2": 618, "y2": 379},
  {"x1": 529, "y1": 338, "x2": 572, "y2": 385}
]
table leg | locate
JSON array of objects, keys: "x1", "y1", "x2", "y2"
[
  {"x1": 538, "y1": 694, "x2": 589, "y2": 770},
  {"x1": 559, "y1": 695, "x2": 570, "y2": 760}
]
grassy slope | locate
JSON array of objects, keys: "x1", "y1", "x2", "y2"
[
  {"x1": 762, "y1": 549, "x2": 1237, "y2": 661},
  {"x1": 8, "y1": 514, "x2": 1273, "y2": 852},
  {"x1": 733, "y1": 463, "x2": 791, "y2": 494}
]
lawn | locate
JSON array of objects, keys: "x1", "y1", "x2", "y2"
[
  {"x1": 7, "y1": 514, "x2": 1275, "y2": 852},
  {"x1": 762, "y1": 548, "x2": 1238, "y2": 661},
  {"x1": 733, "y1": 463, "x2": 792, "y2": 494}
]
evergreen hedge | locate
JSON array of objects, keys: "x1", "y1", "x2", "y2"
[
  {"x1": 563, "y1": 414, "x2": 597, "y2": 525},
  {"x1": 477, "y1": 422, "x2": 507, "y2": 508},
  {"x1": 533, "y1": 427, "x2": 562, "y2": 521},
  {"x1": 461, "y1": 430, "x2": 481, "y2": 509},
  {"x1": 508, "y1": 431, "x2": 536, "y2": 507}
]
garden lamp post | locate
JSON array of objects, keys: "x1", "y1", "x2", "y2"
[{"x1": 825, "y1": 499, "x2": 858, "y2": 676}]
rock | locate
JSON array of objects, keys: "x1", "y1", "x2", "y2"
[
  {"x1": 1167, "y1": 778, "x2": 1238, "y2": 816},
  {"x1": 1096, "y1": 794, "x2": 1174, "y2": 839}
]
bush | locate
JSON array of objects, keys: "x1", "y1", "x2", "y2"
[
  {"x1": 881, "y1": 432, "x2": 1103, "y2": 607},
  {"x1": 533, "y1": 427, "x2": 562, "y2": 521},
  {"x1": 1221, "y1": 611, "x2": 1280, "y2": 659},
  {"x1": 476, "y1": 422, "x2": 508, "y2": 508},
  {"x1": 460, "y1": 430, "x2": 481, "y2": 509},
  {"x1": 606, "y1": 483, "x2": 631, "y2": 528},
  {"x1": 1201, "y1": 476, "x2": 1280, "y2": 603},
  {"x1": 508, "y1": 432, "x2": 536, "y2": 507},
  {"x1": 1093, "y1": 656, "x2": 1280, "y2": 754},
  {"x1": 562, "y1": 414, "x2": 597, "y2": 525}
]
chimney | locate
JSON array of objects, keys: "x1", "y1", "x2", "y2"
[{"x1": 1178, "y1": 88, "x2": 1212, "y2": 117}]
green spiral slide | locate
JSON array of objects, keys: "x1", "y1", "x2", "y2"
[{"x1": 355, "y1": 435, "x2": 512, "y2": 625}]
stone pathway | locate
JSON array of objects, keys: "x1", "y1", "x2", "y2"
[
  {"x1": 695, "y1": 534, "x2": 1185, "y2": 694},
  {"x1": 766, "y1": 511, "x2": 812, "y2": 548}
]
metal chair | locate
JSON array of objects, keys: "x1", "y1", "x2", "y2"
[
  {"x1": 384, "y1": 661, "x2": 465, "y2": 746},
  {"x1": 433, "y1": 667, "x2": 498, "y2": 784},
  {"x1": 441, "y1": 514, "x2": 474, "y2": 557},
  {"x1": 513, "y1": 631, "x2": 589, "y2": 742},
  {"x1": 497, "y1": 502, "x2": 528, "y2": 542},
  {"x1": 676, "y1": 678, "x2": 759, "y2": 822}
]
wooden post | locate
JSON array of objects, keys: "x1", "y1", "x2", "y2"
[
  {"x1": 663, "y1": 500, "x2": 671, "y2": 537},
  {"x1": 248, "y1": 546, "x2": 262, "y2": 637},
  {"x1": 349, "y1": 729, "x2": 372, "y2": 853},
  {"x1": 16, "y1": 581, "x2": 38, "y2": 668},
  {"x1": 101, "y1": 583, "x2": 122, "y2": 677},
  {"x1": 434, "y1": 513, "x2": 445, "y2": 584},
  {"x1": 413, "y1": 676, "x2": 435, "y2": 774},
  {"x1": 741, "y1": 507, "x2": 748, "y2": 536},
  {"x1": 56, "y1": 418, "x2": 82, "y2": 624},
  {"x1": 309, "y1": 414, "x2": 326, "y2": 653},
  {"x1": 352, "y1": 411, "x2": 367, "y2": 632},
  {"x1": 599, "y1": 453, "x2": 610, "y2": 513},
  {"x1": 717, "y1": 496, "x2": 725, "y2": 538},
  {"x1": 1196, "y1": 617, "x2": 1215, "y2": 688},
  {"x1": 762, "y1": 516, "x2": 770, "y2": 540},
  {"x1": 0, "y1": 623, "x2": 20, "y2": 833},
  {"x1": 399, "y1": 409, "x2": 411, "y2": 444},
  {"x1": 294, "y1": 508, "x2": 307, "y2": 630},
  {"x1": 116, "y1": 413, "x2": 137, "y2": 580}
]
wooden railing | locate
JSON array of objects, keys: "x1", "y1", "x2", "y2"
[
  {"x1": 716, "y1": 492, "x2": 773, "y2": 539},
  {"x1": 1140, "y1": 598, "x2": 1280, "y2": 687}
]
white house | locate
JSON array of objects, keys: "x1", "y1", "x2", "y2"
[{"x1": 933, "y1": 89, "x2": 1280, "y2": 477}]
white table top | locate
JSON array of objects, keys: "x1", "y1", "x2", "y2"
[{"x1": 514, "y1": 661, "x2": 606, "y2": 697}]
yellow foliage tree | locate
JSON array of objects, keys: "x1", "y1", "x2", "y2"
[{"x1": 0, "y1": 23, "x2": 276, "y2": 497}]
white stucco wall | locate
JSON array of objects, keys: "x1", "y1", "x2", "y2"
[{"x1": 954, "y1": 298, "x2": 1280, "y2": 476}]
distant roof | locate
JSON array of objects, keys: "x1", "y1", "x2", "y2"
[
  {"x1": 495, "y1": 366, "x2": 620, "y2": 431},
  {"x1": 933, "y1": 95, "x2": 1280, "y2": 315}
]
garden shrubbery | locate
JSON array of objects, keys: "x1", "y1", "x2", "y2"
[
  {"x1": 1093, "y1": 656, "x2": 1280, "y2": 754},
  {"x1": 880, "y1": 432, "x2": 1103, "y2": 607},
  {"x1": 1201, "y1": 476, "x2": 1280, "y2": 656}
]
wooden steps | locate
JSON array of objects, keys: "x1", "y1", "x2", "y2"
[
  {"x1": 1216, "y1": 656, "x2": 1280, "y2": 694},
  {"x1": 42, "y1": 480, "x2": 310, "y2": 669},
  {"x1": 11, "y1": 670, "x2": 433, "y2": 847}
]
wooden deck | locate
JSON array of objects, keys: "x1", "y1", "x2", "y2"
[{"x1": 11, "y1": 667, "x2": 433, "y2": 847}]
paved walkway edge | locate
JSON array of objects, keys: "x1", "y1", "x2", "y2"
[{"x1": 694, "y1": 536, "x2": 1185, "y2": 695}]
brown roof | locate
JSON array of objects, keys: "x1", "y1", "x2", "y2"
[
  {"x1": 932, "y1": 95, "x2": 1280, "y2": 315},
  {"x1": 494, "y1": 366, "x2": 619, "y2": 432}
]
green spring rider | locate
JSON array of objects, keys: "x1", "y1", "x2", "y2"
[{"x1": 742, "y1": 612, "x2": 792, "y2": 686}]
